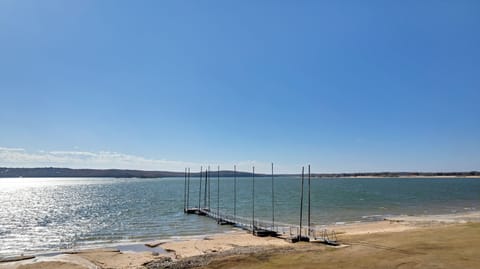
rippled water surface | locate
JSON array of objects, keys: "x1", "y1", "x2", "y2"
[{"x1": 0, "y1": 177, "x2": 479, "y2": 256}]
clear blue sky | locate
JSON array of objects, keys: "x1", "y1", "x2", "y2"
[{"x1": 1, "y1": 1, "x2": 479, "y2": 173}]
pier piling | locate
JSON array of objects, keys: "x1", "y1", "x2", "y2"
[
  {"x1": 198, "y1": 166, "x2": 202, "y2": 209},
  {"x1": 252, "y1": 166, "x2": 255, "y2": 232}
]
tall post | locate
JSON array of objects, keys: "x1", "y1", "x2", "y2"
[
  {"x1": 233, "y1": 165, "x2": 237, "y2": 222},
  {"x1": 187, "y1": 168, "x2": 190, "y2": 209},
  {"x1": 208, "y1": 166, "x2": 211, "y2": 209},
  {"x1": 299, "y1": 166, "x2": 305, "y2": 239},
  {"x1": 252, "y1": 166, "x2": 255, "y2": 232},
  {"x1": 184, "y1": 168, "x2": 187, "y2": 212},
  {"x1": 204, "y1": 168, "x2": 208, "y2": 209},
  {"x1": 198, "y1": 166, "x2": 203, "y2": 209},
  {"x1": 308, "y1": 164, "x2": 311, "y2": 236},
  {"x1": 271, "y1": 163, "x2": 275, "y2": 230},
  {"x1": 217, "y1": 165, "x2": 220, "y2": 221}
]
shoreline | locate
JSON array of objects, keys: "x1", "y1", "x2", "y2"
[
  {"x1": 2, "y1": 210, "x2": 480, "y2": 268},
  {"x1": 312, "y1": 175, "x2": 480, "y2": 179},
  {"x1": 1, "y1": 175, "x2": 480, "y2": 180},
  {"x1": 5, "y1": 209, "x2": 479, "y2": 258}
]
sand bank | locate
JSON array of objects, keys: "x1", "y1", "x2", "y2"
[
  {"x1": 322, "y1": 210, "x2": 480, "y2": 236},
  {"x1": 0, "y1": 248, "x2": 156, "y2": 269},
  {"x1": 200, "y1": 222, "x2": 480, "y2": 269}
]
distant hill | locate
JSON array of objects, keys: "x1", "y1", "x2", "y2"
[
  {"x1": 0, "y1": 167, "x2": 256, "y2": 178},
  {"x1": 0, "y1": 167, "x2": 478, "y2": 178}
]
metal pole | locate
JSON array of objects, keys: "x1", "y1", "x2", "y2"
[
  {"x1": 299, "y1": 166, "x2": 305, "y2": 239},
  {"x1": 217, "y1": 165, "x2": 220, "y2": 221},
  {"x1": 272, "y1": 163, "x2": 275, "y2": 230},
  {"x1": 234, "y1": 165, "x2": 237, "y2": 222},
  {"x1": 198, "y1": 166, "x2": 202, "y2": 209},
  {"x1": 208, "y1": 166, "x2": 211, "y2": 209},
  {"x1": 308, "y1": 164, "x2": 311, "y2": 236},
  {"x1": 204, "y1": 168, "x2": 208, "y2": 209},
  {"x1": 252, "y1": 166, "x2": 255, "y2": 232},
  {"x1": 184, "y1": 167, "x2": 187, "y2": 212},
  {"x1": 187, "y1": 168, "x2": 190, "y2": 209}
]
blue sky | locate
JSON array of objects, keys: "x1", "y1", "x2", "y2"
[{"x1": 0, "y1": 1, "x2": 479, "y2": 173}]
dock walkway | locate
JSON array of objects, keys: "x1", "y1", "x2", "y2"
[{"x1": 185, "y1": 207, "x2": 338, "y2": 245}]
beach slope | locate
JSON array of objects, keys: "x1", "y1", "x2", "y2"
[{"x1": 201, "y1": 223, "x2": 480, "y2": 269}]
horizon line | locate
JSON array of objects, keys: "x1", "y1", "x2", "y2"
[{"x1": 1, "y1": 166, "x2": 479, "y2": 176}]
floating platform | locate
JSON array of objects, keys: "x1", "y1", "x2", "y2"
[
  {"x1": 217, "y1": 219, "x2": 235, "y2": 225},
  {"x1": 286, "y1": 235, "x2": 310, "y2": 243},
  {"x1": 253, "y1": 228, "x2": 278, "y2": 237},
  {"x1": 311, "y1": 238, "x2": 340, "y2": 246},
  {"x1": 184, "y1": 208, "x2": 199, "y2": 214}
]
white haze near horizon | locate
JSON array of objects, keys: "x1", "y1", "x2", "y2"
[
  {"x1": 0, "y1": 146, "x2": 283, "y2": 173},
  {"x1": 1, "y1": 146, "x2": 478, "y2": 174}
]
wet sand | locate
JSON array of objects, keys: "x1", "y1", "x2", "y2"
[{"x1": 1, "y1": 211, "x2": 479, "y2": 269}]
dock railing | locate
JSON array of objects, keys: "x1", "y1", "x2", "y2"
[{"x1": 186, "y1": 207, "x2": 338, "y2": 244}]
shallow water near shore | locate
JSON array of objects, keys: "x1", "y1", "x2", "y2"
[{"x1": 0, "y1": 177, "x2": 479, "y2": 256}]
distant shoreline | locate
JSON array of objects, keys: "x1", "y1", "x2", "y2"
[
  {"x1": 1, "y1": 167, "x2": 479, "y2": 178},
  {"x1": 321, "y1": 175, "x2": 480, "y2": 179}
]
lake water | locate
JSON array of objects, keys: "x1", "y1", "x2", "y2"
[{"x1": 0, "y1": 177, "x2": 479, "y2": 256}]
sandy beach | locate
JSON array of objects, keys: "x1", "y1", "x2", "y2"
[{"x1": 1, "y1": 211, "x2": 479, "y2": 269}]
